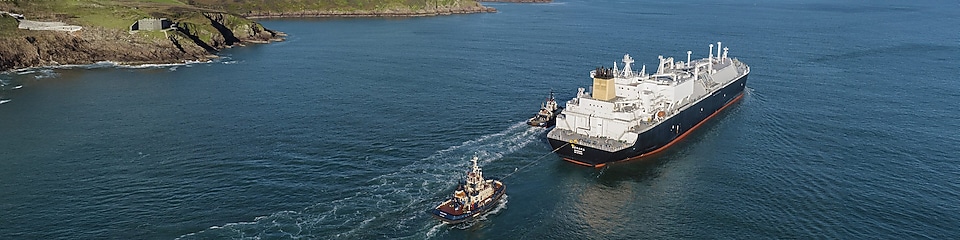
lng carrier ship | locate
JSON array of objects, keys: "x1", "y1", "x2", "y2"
[{"x1": 547, "y1": 42, "x2": 749, "y2": 167}]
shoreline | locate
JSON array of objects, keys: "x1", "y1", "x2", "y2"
[
  {"x1": 0, "y1": 1, "x2": 508, "y2": 72},
  {"x1": 0, "y1": 12, "x2": 285, "y2": 72},
  {"x1": 2, "y1": 58, "x2": 220, "y2": 75},
  {"x1": 0, "y1": 6, "x2": 492, "y2": 72}
]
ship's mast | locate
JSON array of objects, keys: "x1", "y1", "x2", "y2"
[
  {"x1": 469, "y1": 156, "x2": 483, "y2": 183},
  {"x1": 622, "y1": 54, "x2": 634, "y2": 76},
  {"x1": 723, "y1": 47, "x2": 729, "y2": 63}
]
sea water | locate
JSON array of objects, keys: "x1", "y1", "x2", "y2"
[{"x1": 1, "y1": 0, "x2": 958, "y2": 238}]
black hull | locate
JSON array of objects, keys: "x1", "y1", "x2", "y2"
[{"x1": 549, "y1": 74, "x2": 748, "y2": 167}]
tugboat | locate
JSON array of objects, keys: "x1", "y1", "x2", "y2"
[
  {"x1": 527, "y1": 91, "x2": 563, "y2": 127},
  {"x1": 427, "y1": 156, "x2": 506, "y2": 224}
]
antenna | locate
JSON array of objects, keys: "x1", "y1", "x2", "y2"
[
  {"x1": 723, "y1": 47, "x2": 729, "y2": 63},
  {"x1": 686, "y1": 51, "x2": 692, "y2": 67}
]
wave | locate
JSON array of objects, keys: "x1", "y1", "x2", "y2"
[
  {"x1": 5, "y1": 60, "x2": 218, "y2": 77},
  {"x1": 453, "y1": 194, "x2": 509, "y2": 229},
  {"x1": 33, "y1": 69, "x2": 58, "y2": 79},
  {"x1": 176, "y1": 121, "x2": 545, "y2": 239}
]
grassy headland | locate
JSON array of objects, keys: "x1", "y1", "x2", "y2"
[
  {"x1": 0, "y1": 0, "x2": 283, "y2": 71},
  {"x1": 186, "y1": 0, "x2": 494, "y2": 18},
  {"x1": 0, "y1": 0, "x2": 493, "y2": 71}
]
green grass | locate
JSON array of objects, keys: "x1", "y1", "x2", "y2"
[
  {"x1": 185, "y1": 0, "x2": 478, "y2": 14},
  {"x1": 0, "y1": 0, "x2": 209, "y2": 30},
  {"x1": 136, "y1": 29, "x2": 169, "y2": 40},
  {"x1": 0, "y1": 14, "x2": 19, "y2": 37},
  {"x1": 1, "y1": 0, "x2": 473, "y2": 33},
  {"x1": 136, "y1": 0, "x2": 187, "y2": 5}
]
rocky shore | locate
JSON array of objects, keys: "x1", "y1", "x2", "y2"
[
  {"x1": 0, "y1": 12, "x2": 283, "y2": 72},
  {"x1": 0, "y1": 0, "x2": 502, "y2": 72},
  {"x1": 1, "y1": 27, "x2": 208, "y2": 71}
]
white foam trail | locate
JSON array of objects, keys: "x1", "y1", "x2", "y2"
[
  {"x1": 177, "y1": 121, "x2": 541, "y2": 239},
  {"x1": 34, "y1": 69, "x2": 58, "y2": 79},
  {"x1": 452, "y1": 194, "x2": 509, "y2": 230},
  {"x1": 121, "y1": 63, "x2": 184, "y2": 69},
  {"x1": 7, "y1": 60, "x2": 215, "y2": 76},
  {"x1": 425, "y1": 222, "x2": 445, "y2": 238}
]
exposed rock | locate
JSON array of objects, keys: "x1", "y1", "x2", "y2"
[
  {"x1": 0, "y1": 27, "x2": 208, "y2": 71},
  {"x1": 0, "y1": 12, "x2": 284, "y2": 71}
]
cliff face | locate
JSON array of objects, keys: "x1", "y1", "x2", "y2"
[
  {"x1": 179, "y1": 12, "x2": 283, "y2": 49},
  {"x1": 0, "y1": 27, "x2": 207, "y2": 71},
  {"x1": 0, "y1": 12, "x2": 283, "y2": 71},
  {"x1": 0, "y1": 0, "x2": 504, "y2": 72}
]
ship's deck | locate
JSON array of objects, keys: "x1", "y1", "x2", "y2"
[
  {"x1": 436, "y1": 200, "x2": 465, "y2": 216},
  {"x1": 547, "y1": 129, "x2": 632, "y2": 152}
]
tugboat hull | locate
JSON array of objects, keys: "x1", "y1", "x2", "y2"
[
  {"x1": 527, "y1": 108, "x2": 563, "y2": 128},
  {"x1": 549, "y1": 74, "x2": 747, "y2": 167},
  {"x1": 428, "y1": 181, "x2": 506, "y2": 224}
]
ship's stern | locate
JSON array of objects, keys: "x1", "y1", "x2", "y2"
[{"x1": 546, "y1": 129, "x2": 629, "y2": 167}]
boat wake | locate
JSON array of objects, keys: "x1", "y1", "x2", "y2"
[
  {"x1": 453, "y1": 194, "x2": 509, "y2": 229},
  {"x1": 176, "y1": 122, "x2": 545, "y2": 239}
]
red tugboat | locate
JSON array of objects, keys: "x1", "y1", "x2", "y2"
[
  {"x1": 527, "y1": 91, "x2": 563, "y2": 127},
  {"x1": 427, "y1": 156, "x2": 506, "y2": 224}
]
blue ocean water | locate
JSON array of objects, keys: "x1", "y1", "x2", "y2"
[{"x1": 1, "y1": 0, "x2": 959, "y2": 238}]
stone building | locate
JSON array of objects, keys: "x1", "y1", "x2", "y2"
[{"x1": 130, "y1": 18, "x2": 172, "y2": 31}]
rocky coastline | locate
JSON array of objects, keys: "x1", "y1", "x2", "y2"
[
  {"x1": 0, "y1": 1, "x2": 502, "y2": 72},
  {"x1": 0, "y1": 12, "x2": 284, "y2": 72}
]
